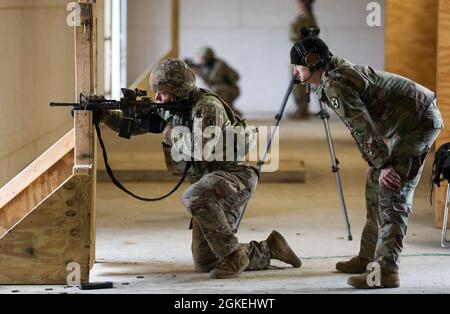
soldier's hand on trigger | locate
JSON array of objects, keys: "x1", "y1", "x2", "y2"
[{"x1": 379, "y1": 165, "x2": 402, "y2": 191}]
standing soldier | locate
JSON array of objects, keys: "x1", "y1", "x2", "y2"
[
  {"x1": 188, "y1": 47, "x2": 243, "y2": 117},
  {"x1": 99, "y1": 59, "x2": 301, "y2": 279},
  {"x1": 290, "y1": 37, "x2": 443, "y2": 288},
  {"x1": 289, "y1": 0, "x2": 318, "y2": 120}
]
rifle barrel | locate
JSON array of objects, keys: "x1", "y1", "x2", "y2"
[{"x1": 50, "y1": 103, "x2": 80, "y2": 107}]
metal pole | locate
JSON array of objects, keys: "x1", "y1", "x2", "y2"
[
  {"x1": 441, "y1": 184, "x2": 450, "y2": 248},
  {"x1": 319, "y1": 101, "x2": 353, "y2": 241}
]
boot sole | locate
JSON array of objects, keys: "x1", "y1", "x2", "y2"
[
  {"x1": 270, "y1": 231, "x2": 302, "y2": 268},
  {"x1": 209, "y1": 259, "x2": 250, "y2": 280},
  {"x1": 347, "y1": 276, "x2": 400, "y2": 289},
  {"x1": 335, "y1": 267, "x2": 366, "y2": 274},
  {"x1": 348, "y1": 283, "x2": 400, "y2": 289}
]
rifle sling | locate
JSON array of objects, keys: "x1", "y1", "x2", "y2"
[{"x1": 94, "y1": 123, "x2": 191, "y2": 202}]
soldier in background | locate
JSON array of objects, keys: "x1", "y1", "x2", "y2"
[
  {"x1": 289, "y1": 0, "x2": 317, "y2": 120},
  {"x1": 99, "y1": 59, "x2": 301, "y2": 279},
  {"x1": 290, "y1": 37, "x2": 443, "y2": 288},
  {"x1": 187, "y1": 47, "x2": 242, "y2": 117}
]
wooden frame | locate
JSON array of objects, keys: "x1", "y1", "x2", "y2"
[{"x1": 0, "y1": 0, "x2": 97, "y2": 284}]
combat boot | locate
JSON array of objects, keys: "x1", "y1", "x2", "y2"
[
  {"x1": 209, "y1": 247, "x2": 249, "y2": 279},
  {"x1": 266, "y1": 230, "x2": 302, "y2": 268},
  {"x1": 336, "y1": 256, "x2": 370, "y2": 274},
  {"x1": 347, "y1": 271, "x2": 400, "y2": 289}
]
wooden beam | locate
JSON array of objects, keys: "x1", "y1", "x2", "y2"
[
  {"x1": 435, "y1": 0, "x2": 450, "y2": 228},
  {"x1": 0, "y1": 151, "x2": 74, "y2": 237},
  {"x1": 0, "y1": 129, "x2": 74, "y2": 210},
  {"x1": 74, "y1": 1, "x2": 96, "y2": 176},
  {"x1": 170, "y1": 0, "x2": 180, "y2": 59},
  {"x1": 75, "y1": 0, "x2": 97, "y2": 268},
  {"x1": 74, "y1": 111, "x2": 94, "y2": 176}
]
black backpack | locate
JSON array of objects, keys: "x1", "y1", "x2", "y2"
[
  {"x1": 432, "y1": 143, "x2": 450, "y2": 187},
  {"x1": 430, "y1": 143, "x2": 450, "y2": 204}
]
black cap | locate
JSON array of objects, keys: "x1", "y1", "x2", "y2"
[{"x1": 290, "y1": 37, "x2": 332, "y2": 66}]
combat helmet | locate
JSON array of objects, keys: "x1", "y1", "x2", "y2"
[{"x1": 150, "y1": 59, "x2": 196, "y2": 101}]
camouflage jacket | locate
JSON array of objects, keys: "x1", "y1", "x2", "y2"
[
  {"x1": 317, "y1": 56, "x2": 444, "y2": 169},
  {"x1": 198, "y1": 59, "x2": 240, "y2": 90},
  {"x1": 290, "y1": 10, "x2": 317, "y2": 43},
  {"x1": 102, "y1": 88, "x2": 253, "y2": 179}
]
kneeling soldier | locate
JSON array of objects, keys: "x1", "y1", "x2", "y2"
[{"x1": 99, "y1": 59, "x2": 301, "y2": 279}]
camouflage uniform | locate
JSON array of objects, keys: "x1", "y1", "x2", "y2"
[
  {"x1": 102, "y1": 60, "x2": 270, "y2": 272},
  {"x1": 165, "y1": 87, "x2": 270, "y2": 272},
  {"x1": 317, "y1": 56, "x2": 444, "y2": 273},
  {"x1": 196, "y1": 59, "x2": 241, "y2": 115},
  {"x1": 290, "y1": 7, "x2": 317, "y2": 119}
]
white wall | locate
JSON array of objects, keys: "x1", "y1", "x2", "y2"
[
  {"x1": 127, "y1": 0, "x2": 385, "y2": 116},
  {"x1": 127, "y1": 0, "x2": 172, "y2": 86}
]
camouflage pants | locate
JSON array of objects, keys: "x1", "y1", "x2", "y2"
[
  {"x1": 292, "y1": 83, "x2": 310, "y2": 117},
  {"x1": 182, "y1": 166, "x2": 271, "y2": 273},
  {"x1": 359, "y1": 123, "x2": 441, "y2": 273}
]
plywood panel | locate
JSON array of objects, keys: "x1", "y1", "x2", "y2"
[
  {"x1": 385, "y1": 0, "x2": 439, "y2": 90},
  {"x1": 0, "y1": 151, "x2": 74, "y2": 237},
  {"x1": 0, "y1": 175, "x2": 92, "y2": 285},
  {"x1": 435, "y1": 0, "x2": 450, "y2": 228}
]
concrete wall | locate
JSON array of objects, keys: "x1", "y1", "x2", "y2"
[
  {"x1": 0, "y1": 0, "x2": 104, "y2": 187},
  {"x1": 127, "y1": 0, "x2": 385, "y2": 116}
]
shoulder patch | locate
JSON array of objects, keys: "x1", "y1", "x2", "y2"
[{"x1": 330, "y1": 97, "x2": 340, "y2": 109}]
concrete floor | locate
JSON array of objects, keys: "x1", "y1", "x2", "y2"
[{"x1": 2, "y1": 118, "x2": 450, "y2": 294}]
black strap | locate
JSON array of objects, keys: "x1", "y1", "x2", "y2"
[{"x1": 94, "y1": 123, "x2": 191, "y2": 202}]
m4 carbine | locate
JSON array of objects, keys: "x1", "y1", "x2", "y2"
[{"x1": 50, "y1": 88, "x2": 192, "y2": 139}]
